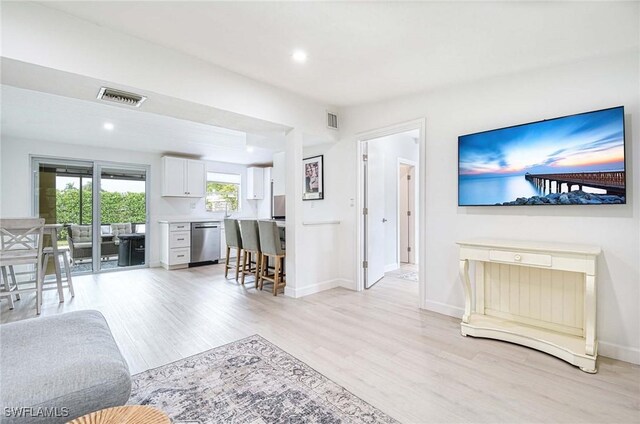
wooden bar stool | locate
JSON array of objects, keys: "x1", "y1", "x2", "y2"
[
  {"x1": 257, "y1": 220, "x2": 286, "y2": 296},
  {"x1": 223, "y1": 219, "x2": 243, "y2": 281},
  {"x1": 238, "y1": 220, "x2": 261, "y2": 286}
]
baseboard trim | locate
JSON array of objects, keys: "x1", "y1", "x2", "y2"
[
  {"x1": 423, "y1": 300, "x2": 464, "y2": 318},
  {"x1": 422, "y1": 300, "x2": 640, "y2": 365},
  {"x1": 338, "y1": 279, "x2": 356, "y2": 291},
  {"x1": 384, "y1": 263, "x2": 399, "y2": 273},
  {"x1": 599, "y1": 341, "x2": 640, "y2": 365},
  {"x1": 285, "y1": 279, "x2": 351, "y2": 298}
]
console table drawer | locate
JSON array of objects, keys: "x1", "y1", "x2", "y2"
[{"x1": 489, "y1": 249, "x2": 552, "y2": 267}]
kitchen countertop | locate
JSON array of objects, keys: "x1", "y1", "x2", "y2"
[
  {"x1": 158, "y1": 219, "x2": 222, "y2": 224},
  {"x1": 158, "y1": 218, "x2": 285, "y2": 226}
]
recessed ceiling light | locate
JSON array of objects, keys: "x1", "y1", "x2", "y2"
[
  {"x1": 292, "y1": 49, "x2": 307, "y2": 63},
  {"x1": 246, "y1": 146, "x2": 255, "y2": 153},
  {"x1": 103, "y1": 122, "x2": 114, "y2": 131}
]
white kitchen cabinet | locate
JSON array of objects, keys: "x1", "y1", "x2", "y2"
[
  {"x1": 159, "y1": 222, "x2": 191, "y2": 270},
  {"x1": 246, "y1": 167, "x2": 265, "y2": 200},
  {"x1": 185, "y1": 160, "x2": 206, "y2": 197},
  {"x1": 272, "y1": 152, "x2": 286, "y2": 196},
  {"x1": 161, "y1": 156, "x2": 205, "y2": 197}
]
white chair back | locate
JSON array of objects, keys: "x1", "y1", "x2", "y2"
[{"x1": 0, "y1": 218, "x2": 45, "y2": 265}]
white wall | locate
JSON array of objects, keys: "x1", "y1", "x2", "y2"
[
  {"x1": 279, "y1": 140, "x2": 350, "y2": 297},
  {"x1": 335, "y1": 51, "x2": 640, "y2": 364},
  {"x1": 0, "y1": 137, "x2": 270, "y2": 266},
  {"x1": 368, "y1": 132, "x2": 419, "y2": 270}
]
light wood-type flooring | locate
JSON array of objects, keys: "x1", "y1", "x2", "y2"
[{"x1": 2, "y1": 264, "x2": 639, "y2": 423}]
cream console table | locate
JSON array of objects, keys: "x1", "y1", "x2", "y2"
[{"x1": 457, "y1": 239, "x2": 600, "y2": 373}]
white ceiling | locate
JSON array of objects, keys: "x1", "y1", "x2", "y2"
[
  {"x1": 1, "y1": 85, "x2": 278, "y2": 164},
  {"x1": 41, "y1": 1, "x2": 639, "y2": 106}
]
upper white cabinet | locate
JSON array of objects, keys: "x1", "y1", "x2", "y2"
[
  {"x1": 272, "y1": 152, "x2": 286, "y2": 196},
  {"x1": 185, "y1": 160, "x2": 206, "y2": 197},
  {"x1": 246, "y1": 167, "x2": 265, "y2": 200},
  {"x1": 162, "y1": 156, "x2": 206, "y2": 197}
]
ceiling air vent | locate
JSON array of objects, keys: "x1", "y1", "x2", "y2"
[
  {"x1": 327, "y1": 111, "x2": 338, "y2": 130},
  {"x1": 97, "y1": 87, "x2": 147, "y2": 108}
]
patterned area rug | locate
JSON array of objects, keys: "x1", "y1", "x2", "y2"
[{"x1": 129, "y1": 335, "x2": 398, "y2": 424}]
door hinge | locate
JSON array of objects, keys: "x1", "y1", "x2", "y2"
[
  {"x1": 408, "y1": 247, "x2": 412, "y2": 252},
  {"x1": 362, "y1": 260, "x2": 368, "y2": 269},
  {"x1": 407, "y1": 210, "x2": 412, "y2": 216},
  {"x1": 362, "y1": 154, "x2": 368, "y2": 162},
  {"x1": 363, "y1": 207, "x2": 368, "y2": 215}
]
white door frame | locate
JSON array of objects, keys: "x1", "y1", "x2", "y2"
[
  {"x1": 397, "y1": 158, "x2": 417, "y2": 266},
  {"x1": 355, "y1": 118, "x2": 427, "y2": 308}
]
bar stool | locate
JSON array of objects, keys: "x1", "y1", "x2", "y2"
[
  {"x1": 42, "y1": 246, "x2": 75, "y2": 302},
  {"x1": 238, "y1": 220, "x2": 261, "y2": 286},
  {"x1": 257, "y1": 220, "x2": 286, "y2": 296},
  {"x1": 223, "y1": 219, "x2": 243, "y2": 281}
]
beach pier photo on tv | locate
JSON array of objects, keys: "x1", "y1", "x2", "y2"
[{"x1": 458, "y1": 106, "x2": 626, "y2": 206}]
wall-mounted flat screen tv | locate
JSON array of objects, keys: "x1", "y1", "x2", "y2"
[{"x1": 458, "y1": 106, "x2": 625, "y2": 206}]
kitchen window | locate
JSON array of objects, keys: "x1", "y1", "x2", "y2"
[{"x1": 206, "y1": 172, "x2": 241, "y2": 213}]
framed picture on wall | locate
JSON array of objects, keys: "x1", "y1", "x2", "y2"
[{"x1": 302, "y1": 155, "x2": 324, "y2": 200}]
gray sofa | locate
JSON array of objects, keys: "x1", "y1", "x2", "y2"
[{"x1": 0, "y1": 310, "x2": 132, "y2": 423}]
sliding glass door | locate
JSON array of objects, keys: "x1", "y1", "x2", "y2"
[
  {"x1": 98, "y1": 165, "x2": 147, "y2": 269},
  {"x1": 32, "y1": 157, "x2": 149, "y2": 274}
]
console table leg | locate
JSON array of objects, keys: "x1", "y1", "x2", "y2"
[
  {"x1": 459, "y1": 259, "x2": 471, "y2": 323},
  {"x1": 585, "y1": 274, "x2": 596, "y2": 356}
]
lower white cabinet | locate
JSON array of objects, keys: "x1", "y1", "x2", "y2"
[{"x1": 160, "y1": 222, "x2": 191, "y2": 269}]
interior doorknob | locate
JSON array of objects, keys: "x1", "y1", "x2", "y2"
[{"x1": 382, "y1": 218, "x2": 388, "y2": 223}]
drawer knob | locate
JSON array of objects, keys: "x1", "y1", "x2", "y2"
[{"x1": 514, "y1": 254, "x2": 522, "y2": 262}]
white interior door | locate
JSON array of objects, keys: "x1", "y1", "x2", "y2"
[{"x1": 365, "y1": 141, "x2": 386, "y2": 288}]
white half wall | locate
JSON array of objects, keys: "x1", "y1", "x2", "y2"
[
  {"x1": 0, "y1": 137, "x2": 267, "y2": 266},
  {"x1": 281, "y1": 141, "x2": 352, "y2": 297},
  {"x1": 336, "y1": 51, "x2": 640, "y2": 364}
]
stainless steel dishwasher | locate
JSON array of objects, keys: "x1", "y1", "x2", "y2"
[{"x1": 190, "y1": 222, "x2": 221, "y2": 265}]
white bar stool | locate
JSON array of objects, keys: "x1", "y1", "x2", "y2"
[{"x1": 42, "y1": 246, "x2": 75, "y2": 302}]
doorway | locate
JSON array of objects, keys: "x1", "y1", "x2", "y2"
[
  {"x1": 31, "y1": 157, "x2": 150, "y2": 274},
  {"x1": 361, "y1": 128, "x2": 421, "y2": 290}
]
